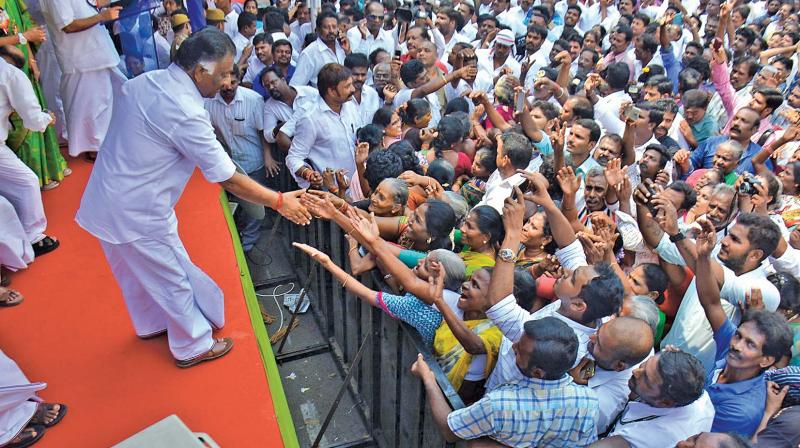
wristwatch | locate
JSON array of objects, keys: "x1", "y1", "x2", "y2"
[
  {"x1": 498, "y1": 248, "x2": 518, "y2": 263},
  {"x1": 17, "y1": 33, "x2": 27, "y2": 45},
  {"x1": 669, "y1": 231, "x2": 686, "y2": 243}
]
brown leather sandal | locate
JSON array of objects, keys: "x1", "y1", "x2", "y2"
[
  {"x1": 5, "y1": 425, "x2": 45, "y2": 448},
  {"x1": 175, "y1": 338, "x2": 234, "y2": 369},
  {"x1": 30, "y1": 403, "x2": 67, "y2": 428}
]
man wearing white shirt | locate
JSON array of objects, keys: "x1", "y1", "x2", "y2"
[
  {"x1": 39, "y1": 0, "x2": 126, "y2": 160},
  {"x1": 291, "y1": 11, "x2": 348, "y2": 87},
  {"x1": 287, "y1": 63, "x2": 361, "y2": 196},
  {"x1": 477, "y1": 132, "x2": 532, "y2": 214},
  {"x1": 432, "y1": 7, "x2": 471, "y2": 61},
  {"x1": 205, "y1": 65, "x2": 278, "y2": 252},
  {"x1": 598, "y1": 351, "x2": 715, "y2": 448},
  {"x1": 215, "y1": 0, "x2": 239, "y2": 40},
  {"x1": 242, "y1": 33, "x2": 273, "y2": 87},
  {"x1": 458, "y1": 0, "x2": 479, "y2": 41},
  {"x1": 262, "y1": 67, "x2": 317, "y2": 151},
  {"x1": 347, "y1": 1, "x2": 394, "y2": 58},
  {"x1": 344, "y1": 54, "x2": 380, "y2": 129},
  {"x1": 0, "y1": 53, "x2": 60, "y2": 266},
  {"x1": 503, "y1": 0, "x2": 535, "y2": 36},
  {"x1": 232, "y1": 12, "x2": 258, "y2": 64},
  {"x1": 590, "y1": 62, "x2": 632, "y2": 137},
  {"x1": 493, "y1": 0, "x2": 526, "y2": 36},
  {"x1": 393, "y1": 60, "x2": 476, "y2": 128},
  {"x1": 76, "y1": 30, "x2": 310, "y2": 368},
  {"x1": 632, "y1": 33, "x2": 662, "y2": 81},
  {"x1": 475, "y1": 29, "x2": 520, "y2": 79}
]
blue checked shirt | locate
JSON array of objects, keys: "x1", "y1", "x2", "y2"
[{"x1": 447, "y1": 374, "x2": 599, "y2": 447}]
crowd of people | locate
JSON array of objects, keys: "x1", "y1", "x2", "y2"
[{"x1": 2, "y1": 0, "x2": 800, "y2": 446}]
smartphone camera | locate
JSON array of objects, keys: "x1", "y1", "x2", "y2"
[{"x1": 738, "y1": 173, "x2": 761, "y2": 196}]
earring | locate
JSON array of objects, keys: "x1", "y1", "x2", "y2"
[
  {"x1": 483, "y1": 240, "x2": 488, "y2": 245},
  {"x1": 427, "y1": 237, "x2": 433, "y2": 244},
  {"x1": 540, "y1": 244, "x2": 545, "y2": 250}
]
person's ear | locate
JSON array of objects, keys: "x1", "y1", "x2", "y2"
[
  {"x1": 647, "y1": 291, "x2": 659, "y2": 301},
  {"x1": 571, "y1": 298, "x2": 588, "y2": 314},
  {"x1": 748, "y1": 248, "x2": 765, "y2": 264},
  {"x1": 530, "y1": 366, "x2": 547, "y2": 379},
  {"x1": 759, "y1": 354, "x2": 776, "y2": 370}
]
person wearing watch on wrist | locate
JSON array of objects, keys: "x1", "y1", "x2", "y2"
[{"x1": 634, "y1": 180, "x2": 785, "y2": 373}]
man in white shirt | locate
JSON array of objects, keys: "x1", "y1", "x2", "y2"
[
  {"x1": 262, "y1": 67, "x2": 317, "y2": 151},
  {"x1": 291, "y1": 11, "x2": 348, "y2": 87},
  {"x1": 215, "y1": 0, "x2": 239, "y2": 40},
  {"x1": 475, "y1": 29, "x2": 520, "y2": 79},
  {"x1": 39, "y1": 0, "x2": 127, "y2": 160},
  {"x1": 502, "y1": 0, "x2": 535, "y2": 37},
  {"x1": 432, "y1": 7, "x2": 471, "y2": 62},
  {"x1": 242, "y1": 33, "x2": 272, "y2": 87},
  {"x1": 344, "y1": 53, "x2": 380, "y2": 129},
  {"x1": 477, "y1": 132, "x2": 533, "y2": 213},
  {"x1": 232, "y1": 12, "x2": 258, "y2": 64},
  {"x1": 494, "y1": 0, "x2": 526, "y2": 36},
  {"x1": 597, "y1": 351, "x2": 715, "y2": 448},
  {"x1": 458, "y1": 0, "x2": 479, "y2": 41},
  {"x1": 393, "y1": 60, "x2": 476, "y2": 128},
  {"x1": 76, "y1": 29, "x2": 310, "y2": 368},
  {"x1": 287, "y1": 63, "x2": 361, "y2": 197},
  {"x1": 347, "y1": 1, "x2": 394, "y2": 58},
  {"x1": 591, "y1": 62, "x2": 632, "y2": 136},
  {"x1": 205, "y1": 65, "x2": 278, "y2": 252},
  {"x1": 0, "y1": 52, "x2": 59, "y2": 276}
]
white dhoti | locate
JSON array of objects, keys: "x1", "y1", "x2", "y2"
[
  {"x1": 0, "y1": 196, "x2": 34, "y2": 271},
  {"x1": 0, "y1": 146, "x2": 46, "y2": 244},
  {"x1": 99, "y1": 234, "x2": 225, "y2": 361},
  {"x1": 37, "y1": 37, "x2": 67, "y2": 142},
  {"x1": 0, "y1": 350, "x2": 46, "y2": 445},
  {"x1": 60, "y1": 67, "x2": 126, "y2": 157}
]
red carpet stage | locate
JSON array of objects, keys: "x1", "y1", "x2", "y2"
[{"x1": 0, "y1": 159, "x2": 296, "y2": 447}]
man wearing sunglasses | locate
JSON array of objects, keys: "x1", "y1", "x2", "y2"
[{"x1": 346, "y1": 1, "x2": 394, "y2": 57}]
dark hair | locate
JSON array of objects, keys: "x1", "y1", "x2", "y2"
[
  {"x1": 175, "y1": 28, "x2": 236, "y2": 71},
  {"x1": 522, "y1": 317, "x2": 579, "y2": 379},
  {"x1": 316, "y1": 10, "x2": 338, "y2": 29},
  {"x1": 654, "y1": 98, "x2": 679, "y2": 114},
  {"x1": 252, "y1": 32, "x2": 273, "y2": 47},
  {"x1": 368, "y1": 48, "x2": 389, "y2": 66},
  {"x1": 513, "y1": 268, "x2": 538, "y2": 311},
  {"x1": 656, "y1": 351, "x2": 706, "y2": 406},
  {"x1": 735, "y1": 26, "x2": 758, "y2": 45},
  {"x1": 344, "y1": 52, "x2": 370, "y2": 70},
  {"x1": 678, "y1": 68, "x2": 703, "y2": 93},
  {"x1": 606, "y1": 62, "x2": 630, "y2": 89},
  {"x1": 638, "y1": 102, "x2": 664, "y2": 127},
  {"x1": 768, "y1": 272, "x2": 800, "y2": 316},
  {"x1": 773, "y1": 54, "x2": 794, "y2": 72},
  {"x1": 578, "y1": 263, "x2": 624, "y2": 323},
  {"x1": 468, "y1": 205, "x2": 505, "y2": 248},
  {"x1": 264, "y1": 10, "x2": 286, "y2": 31},
  {"x1": 474, "y1": 147, "x2": 497, "y2": 173},
  {"x1": 388, "y1": 140, "x2": 423, "y2": 175},
  {"x1": 530, "y1": 5, "x2": 551, "y2": 22},
  {"x1": 432, "y1": 116, "x2": 464, "y2": 157},
  {"x1": 570, "y1": 96, "x2": 594, "y2": 119},
  {"x1": 685, "y1": 41, "x2": 703, "y2": 56},
  {"x1": 736, "y1": 213, "x2": 781, "y2": 262},
  {"x1": 237, "y1": 11, "x2": 257, "y2": 31},
  {"x1": 741, "y1": 309, "x2": 794, "y2": 363},
  {"x1": 682, "y1": 89, "x2": 710, "y2": 109},
  {"x1": 303, "y1": 32, "x2": 318, "y2": 48},
  {"x1": 684, "y1": 57, "x2": 711, "y2": 81},
  {"x1": 612, "y1": 24, "x2": 633, "y2": 42},
  {"x1": 500, "y1": 131, "x2": 533, "y2": 170},
  {"x1": 476, "y1": 13, "x2": 499, "y2": 27},
  {"x1": 272, "y1": 38, "x2": 292, "y2": 52},
  {"x1": 357, "y1": 124, "x2": 384, "y2": 150},
  {"x1": 427, "y1": 159, "x2": 456, "y2": 189},
  {"x1": 644, "y1": 74, "x2": 673, "y2": 95},
  {"x1": 372, "y1": 106, "x2": 394, "y2": 128},
  {"x1": 421, "y1": 199, "x2": 457, "y2": 250},
  {"x1": 399, "y1": 59, "x2": 426, "y2": 86},
  {"x1": 638, "y1": 33, "x2": 658, "y2": 55},
  {"x1": 640, "y1": 263, "x2": 668, "y2": 304},
  {"x1": 317, "y1": 63, "x2": 352, "y2": 98},
  {"x1": 566, "y1": 3, "x2": 583, "y2": 16},
  {"x1": 574, "y1": 118, "x2": 601, "y2": 143},
  {"x1": 667, "y1": 180, "x2": 697, "y2": 211},
  {"x1": 364, "y1": 150, "x2": 402, "y2": 190},
  {"x1": 444, "y1": 97, "x2": 470, "y2": 115},
  {"x1": 438, "y1": 6, "x2": 464, "y2": 30},
  {"x1": 531, "y1": 100, "x2": 560, "y2": 120},
  {"x1": 527, "y1": 23, "x2": 548, "y2": 39},
  {"x1": 755, "y1": 87, "x2": 785, "y2": 113}
]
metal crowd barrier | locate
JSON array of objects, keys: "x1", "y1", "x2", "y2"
[{"x1": 271, "y1": 165, "x2": 465, "y2": 447}]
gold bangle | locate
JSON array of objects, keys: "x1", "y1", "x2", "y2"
[{"x1": 347, "y1": 226, "x2": 356, "y2": 236}]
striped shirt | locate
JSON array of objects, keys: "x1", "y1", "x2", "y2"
[
  {"x1": 447, "y1": 374, "x2": 599, "y2": 447},
  {"x1": 204, "y1": 87, "x2": 265, "y2": 174}
]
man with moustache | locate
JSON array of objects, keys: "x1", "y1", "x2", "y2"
[
  {"x1": 694, "y1": 216, "x2": 793, "y2": 436},
  {"x1": 291, "y1": 11, "x2": 348, "y2": 87},
  {"x1": 344, "y1": 53, "x2": 380, "y2": 128},
  {"x1": 242, "y1": 33, "x2": 273, "y2": 88},
  {"x1": 261, "y1": 66, "x2": 317, "y2": 151}
]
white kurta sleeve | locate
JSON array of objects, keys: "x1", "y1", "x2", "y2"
[
  {"x1": 6, "y1": 66, "x2": 51, "y2": 133},
  {"x1": 485, "y1": 294, "x2": 529, "y2": 343},
  {"x1": 770, "y1": 244, "x2": 800, "y2": 278},
  {"x1": 289, "y1": 50, "x2": 314, "y2": 87},
  {"x1": 263, "y1": 103, "x2": 278, "y2": 143},
  {"x1": 44, "y1": 0, "x2": 78, "y2": 31},
  {"x1": 285, "y1": 114, "x2": 316, "y2": 176},
  {"x1": 167, "y1": 114, "x2": 236, "y2": 183}
]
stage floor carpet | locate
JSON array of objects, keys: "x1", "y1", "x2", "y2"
[{"x1": 0, "y1": 158, "x2": 291, "y2": 447}]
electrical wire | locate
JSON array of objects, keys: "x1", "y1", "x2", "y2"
[{"x1": 256, "y1": 283, "x2": 296, "y2": 342}]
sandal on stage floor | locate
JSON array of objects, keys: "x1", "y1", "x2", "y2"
[
  {"x1": 63, "y1": 167, "x2": 72, "y2": 176},
  {"x1": 30, "y1": 403, "x2": 67, "y2": 428},
  {"x1": 41, "y1": 181, "x2": 60, "y2": 191},
  {"x1": 0, "y1": 287, "x2": 24, "y2": 307},
  {"x1": 32, "y1": 236, "x2": 59, "y2": 258},
  {"x1": 175, "y1": 338, "x2": 234, "y2": 369},
  {"x1": 5, "y1": 425, "x2": 45, "y2": 448}
]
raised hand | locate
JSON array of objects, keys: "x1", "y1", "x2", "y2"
[
  {"x1": 517, "y1": 170, "x2": 552, "y2": 205},
  {"x1": 743, "y1": 287, "x2": 765, "y2": 311},
  {"x1": 550, "y1": 120, "x2": 566, "y2": 153},
  {"x1": 356, "y1": 141, "x2": 370, "y2": 165},
  {"x1": 426, "y1": 261, "x2": 446, "y2": 305},
  {"x1": 383, "y1": 84, "x2": 398, "y2": 103},
  {"x1": 300, "y1": 190, "x2": 337, "y2": 220},
  {"x1": 410, "y1": 353, "x2": 433, "y2": 380},
  {"x1": 502, "y1": 186, "x2": 526, "y2": 236},
  {"x1": 614, "y1": 176, "x2": 633, "y2": 203},
  {"x1": 673, "y1": 149, "x2": 691, "y2": 170},
  {"x1": 765, "y1": 381, "x2": 790, "y2": 415},
  {"x1": 347, "y1": 208, "x2": 380, "y2": 244},
  {"x1": 604, "y1": 158, "x2": 626, "y2": 191},
  {"x1": 695, "y1": 217, "x2": 717, "y2": 257},
  {"x1": 556, "y1": 166, "x2": 581, "y2": 196},
  {"x1": 279, "y1": 190, "x2": 313, "y2": 225},
  {"x1": 654, "y1": 169, "x2": 671, "y2": 187},
  {"x1": 420, "y1": 127, "x2": 439, "y2": 142},
  {"x1": 652, "y1": 195, "x2": 680, "y2": 236}
]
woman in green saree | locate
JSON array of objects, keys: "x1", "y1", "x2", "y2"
[{"x1": 0, "y1": 0, "x2": 68, "y2": 189}]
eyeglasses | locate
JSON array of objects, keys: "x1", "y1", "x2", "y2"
[{"x1": 367, "y1": 14, "x2": 385, "y2": 21}]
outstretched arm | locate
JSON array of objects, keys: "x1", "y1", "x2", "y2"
[
  {"x1": 293, "y1": 243, "x2": 378, "y2": 305},
  {"x1": 694, "y1": 219, "x2": 727, "y2": 332}
]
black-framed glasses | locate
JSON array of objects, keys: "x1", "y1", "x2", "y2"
[{"x1": 367, "y1": 14, "x2": 385, "y2": 21}]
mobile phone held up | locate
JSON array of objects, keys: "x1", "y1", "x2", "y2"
[
  {"x1": 623, "y1": 103, "x2": 641, "y2": 121},
  {"x1": 515, "y1": 91, "x2": 526, "y2": 113}
]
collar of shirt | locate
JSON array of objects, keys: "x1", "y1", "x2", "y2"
[
  {"x1": 709, "y1": 368, "x2": 765, "y2": 395},
  {"x1": 167, "y1": 64, "x2": 203, "y2": 105},
  {"x1": 212, "y1": 88, "x2": 242, "y2": 106},
  {"x1": 512, "y1": 373, "x2": 576, "y2": 390},
  {"x1": 312, "y1": 38, "x2": 344, "y2": 57}
]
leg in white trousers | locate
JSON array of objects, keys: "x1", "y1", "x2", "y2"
[
  {"x1": 0, "y1": 350, "x2": 45, "y2": 445},
  {"x1": 60, "y1": 67, "x2": 126, "y2": 157},
  {"x1": 99, "y1": 235, "x2": 226, "y2": 361},
  {"x1": 0, "y1": 146, "x2": 46, "y2": 244},
  {"x1": 0, "y1": 196, "x2": 34, "y2": 271}
]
